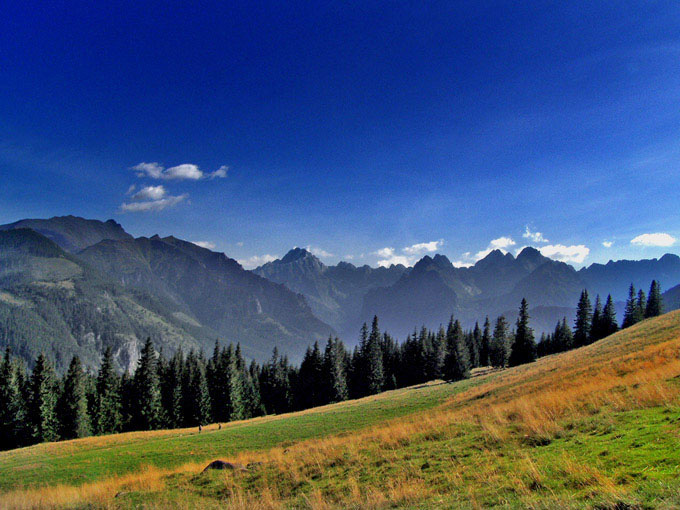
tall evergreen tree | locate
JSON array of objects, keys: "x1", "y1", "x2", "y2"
[
  {"x1": 601, "y1": 295, "x2": 619, "y2": 337},
  {"x1": 508, "y1": 299, "x2": 536, "y2": 366},
  {"x1": 160, "y1": 349, "x2": 183, "y2": 429},
  {"x1": 131, "y1": 338, "x2": 162, "y2": 430},
  {"x1": 29, "y1": 353, "x2": 59, "y2": 443},
  {"x1": 363, "y1": 316, "x2": 385, "y2": 395},
  {"x1": 424, "y1": 327, "x2": 446, "y2": 381},
  {"x1": 489, "y1": 316, "x2": 509, "y2": 368},
  {"x1": 589, "y1": 295, "x2": 603, "y2": 343},
  {"x1": 380, "y1": 332, "x2": 400, "y2": 390},
  {"x1": 443, "y1": 317, "x2": 470, "y2": 381},
  {"x1": 479, "y1": 317, "x2": 491, "y2": 367},
  {"x1": 323, "y1": 337, "x2": 348, "y2": 403},
  {"x1": 622, "y1": 284, "x2": 640, "y2": 329},
  {"x1": 573, "y1": 290, "x2": 592, "y2": 347},
  {"x1": 636, "y1": 289, "x2": 647, "y2": 321},
  {"x1": 95, "y1": 347, "x2": 121, "y2": 434},
  {"x1": 181, "y1": 351, "x2": 211, "y2": 426},
  {"x1": 0, "y1": 348, "x2": 28, "y2": 450},
  {"x1": 58, "y1": 356, "x2": 91, "y2": 439},
  {"x1": 645, "y1": 280, "x2": 663, "y2": 318}
]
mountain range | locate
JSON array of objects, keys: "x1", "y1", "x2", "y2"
[
  {"x1": 1, "y1": 215, "x2": 679, "y2": 371},
  {"x1": 256, "y1": 246, "x2": 680, "y2": 339},
  {"x1": 0, "y1": 217, "x2": 332, "y2": 371}
]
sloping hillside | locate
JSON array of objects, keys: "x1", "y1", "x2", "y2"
[
  {"x1": 0, "y1": 229, "x2": 212, "y2": 371},
  {"x1": 79, "y1": 236, "x2": 335, "y2": 361},
  {"x1": 2, "y1": 311, "x2": 679, "y2": 509}
]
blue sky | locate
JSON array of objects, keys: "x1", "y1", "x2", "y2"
[{"x1": 1, "y1": 1, "x2": 679, "y2": 268}]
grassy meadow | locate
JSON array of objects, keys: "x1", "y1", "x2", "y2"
[{"x1": 2, "y1": 311, "x2": 680, "y2": 509}]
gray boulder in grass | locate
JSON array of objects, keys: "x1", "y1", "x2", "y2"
[{"x1": 202, "y1": 460, "x2": 248, "y2": 472}]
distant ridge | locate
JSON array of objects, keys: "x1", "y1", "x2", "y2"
[{"x1": 0, "y1": 215, "x2": 132, "y2": 253}]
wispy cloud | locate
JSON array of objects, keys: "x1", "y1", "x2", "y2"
[
  {"x1": 630, "y1": 232, "x2": 676, "y2": 247},
  {"x1": 132, "y1": 162, "x2": 228, "y2": 180},
  {"x1": 120, "y1": 188, "x2": 188, "y2": 212},
  {"x1": 373, "y1": 247, "x2": 412, "y2": 267},
  {"x1": 306, "y1": 245, "x2": 334, "y2": 258},
  {"x1": 602, "y1": 241, "x2": 613, "y2": 248},
  {"x1": 523, "y1": 226, "x2": 548, "y2": 243},
  {"x1": 373, "y1": 239, "x2": 445, "y2": 267},
  {"x1": 192, "y1": 241, "x2": 217, "y2": 250},
  {"x1": 475, "y1": 236, "x2": 516, "y2": 260},
  {"x1": 131, "y1": 185, "x2": 167, "y2": 201},
  {"x1": 539, "y1": 244, "x2": 590, "y2": 263},
  {"x1": 402, "y1": 239, "x2": 444, "y2": 255},
  {"x1": 239, "y1": 254, "x2": 277, "y2": 269}
]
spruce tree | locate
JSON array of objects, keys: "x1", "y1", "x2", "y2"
[
  {"x1": 622, "y1": 284, "x2": 639, "y2": 329},
  {"x1": 363, "y1": 316, "x2": 385, "y2": 395},
  {"x1": 645, "y1": 280, "x2": 663, "y2": 318},
  {"x1": 29, "y1": 353, "x2": 59, "y2": 443},
  {"x1": 58, "y1": 356, "x2": 91, "y2": 439},
  {"x1": 489, "y1": 316, "x2": 509, "y2": 368},
  {"x1": 443, "y1": 317, "x2": 469, "y2": 381},
  {"x1": 323, "y1": 337, "x2": 348, "y2": 403},
  {"x1": 589, "y1": 295, "x2": 603, "y2": 343},
  {"x1": 602, "y1": 295, "x2": 619, "y2": 337},
  {"x1": 132, "y1": 338, "x2": 162, "y2": 430},
  {"x1": 0, "y1": 348, "x2": 28, "y2": 450},
  {"x1": 508, "y1": 299, "x2": 536, "y2": 366},
  {"x1": 480, "y1": 317, "x2": 491, "y2": 367},
  {"x1": 636, "y1": 289, "x2": 647, "y2": 322},
  {"x1": 228, "y1": 344, "x2": 246, "y2": 420},
  {"x1": 160, "y1": 349, "x2": 183, "y2": 429},
  {"x1": 95, "y1": 347, "x2": 121, "y2": 434},
  {"x1": 380, "y1": 332, "x2": 400, "y2": 390},
  {"x1": 573, "y1": 290, "x2": 592, "y2": 347}
]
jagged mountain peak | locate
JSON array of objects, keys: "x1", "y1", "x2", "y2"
[{"x1": 281, "y1": 247, "x2": 316, "y2": 264}]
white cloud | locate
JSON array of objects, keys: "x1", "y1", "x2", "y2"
[
  {"x1": 630, "y1": 233, "x2": 676, "y2": 247},
  {"x1": 306, "y1": 245, "x2": 334, "y2": 258},
  {"x1": 131, "y1": 185, "x2": 167, "y2": 201},
  {"x1": 193, "y1": 241, "x2": 216, "y2": 250},
  {"x1": 126, "y1": 184, "x2": 136, "y2": 195},
  {"x1": 238, "y1": 254, "x2": 277, "y2": 269},
  {"x1": 539, "y1": 244, "x2": 590, "y2": 264},
  {"x1": 163, "y1": 164, "x2": 204, "y2": 180},
  {"x1": 452, "y1": 260, "x2": 473, "y2": 268},
  {"x1": 131, "y1": 162, "x2": 228, "y2": 180},
  {"x1": 490, "y1": 236, "x2": 516, "y2": 250},
  {"x1": 373, "y1": 247, "x2": 412, "y2": 267},
  {"x1": 132, "y1": 162, "x2": 164, "y2": 179},
  {"x1": 523, "y1": 226, "x2": 548, "y2": 243},
  {"x1": 344, "y1": 254, "x2": 355, "y2": 260},
  {"x1": 602, "y1": 241, "x2": 613, "y2": 248},
  {"x1": 236, "y1": 242, "x2": 244, "y2": 247},
  {"x1": 474, "y1": 236, "x2": 516, "y2": 260},
  {"x1": 120, "y1": 193, "x2": 188, "y2": 213},
  {"x1": 403, "y1": 239, "x2": 444, "y2": 255}
]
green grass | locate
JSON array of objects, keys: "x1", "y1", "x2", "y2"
[{"x1": 0, "y1": 378, "x2": 485, "y2": 491}]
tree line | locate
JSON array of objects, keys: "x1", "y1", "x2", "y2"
[
  {"x1": 537, "y1": 280, "x2": 663, "y2": 357},
  {"x1": 0, "y1": 280, "x2": 664, "y2": 451}
]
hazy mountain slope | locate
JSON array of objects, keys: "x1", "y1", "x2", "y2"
[
  {"x1": 663, "y1": 283, "x2": 680, "y2": 311},
  {"x1": 254, "y1": 248, "x2": 406, "y2": 336},
  {"x1": 0, "y1": 229, "x2": 211, "y2": 372},
  {"x1": 0, "y1": 215, "x2": 132, "y2": 253},
  {"x1": 79, "y1": 237, "x2": 334, "y2": 361}
]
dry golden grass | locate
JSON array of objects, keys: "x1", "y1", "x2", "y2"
[{"x1": 3, "y1": 311, "x2": 680, "y2": 509}]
